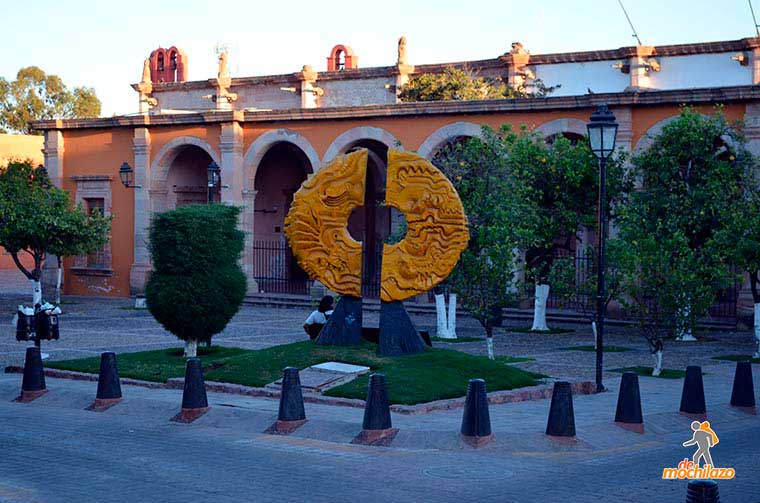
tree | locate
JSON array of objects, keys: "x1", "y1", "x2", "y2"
[
  {"x1": 145, "y1": 204, "x2": 247, "y2": 357},
  {"x1": 548, "y1": 240, "x2": 625, "y2": 346},
  {"x1": 398, "y1": 67, "x2": 558, "y2": 103},
  {"x1": 508, "y1": 131, "x2": 626, "y2": 332},
  {"x1": 713, "y1": 141, "x2": 759, "y2": 356},
  {"x1": 0, "y1": 66, "x2": 101, "y2": 134},
  {"x1": 436, "y1": 127, "x2": 522, "y2": 359},
  {"x1": 0, "y1": 161, "x2": 110, "y2": 304},
  {"x1": 617, "y1": 108, "x2": 744, "y2": 374}
]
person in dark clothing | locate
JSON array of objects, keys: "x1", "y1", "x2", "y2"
[{"x1": 303, "y1": 295, "x2": 334, "y2": 340}]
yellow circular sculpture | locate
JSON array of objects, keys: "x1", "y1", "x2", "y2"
[
  {"x1": 284, "y1": 148, "x2": 468, "y2": 302},
  {"x1": 381, "y1": 149, "x2": 469, "y2": 302},
  {"x1": 283, "y1": 149, "x2": 367, "y2": 298}
]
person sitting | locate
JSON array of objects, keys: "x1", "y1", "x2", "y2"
[{"x1": 303, "y1": 295, "x2": 334, "y2": 340}]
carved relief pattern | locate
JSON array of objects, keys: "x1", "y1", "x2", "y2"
[
  {"x1": 381, "y1": 149, "x2": 469, "y2": 302},
  {"x1": 284, "y1": 150, "x2": 367, "y2": 297}
]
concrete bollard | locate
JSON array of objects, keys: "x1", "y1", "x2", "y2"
[
  {"x1": 266, "y1": 367, "x2": 308, "y2": 434},
  {"x1": 546, "y1": 381, "x2": 575, "y2": 438},
  {"x1": 352, "y1": 373, "x2": 398, "y2": 446},
  {"x1": 729, "y1": 361, "x2": 756, "y2": 413},
  {"x1": 614, "y1": 372, "x2": 644, "y2": 433},
  {"x1": 87, "y1": 352, "x2": 123, "y2": 412},
  {"x1": 17, "y1": 347, "x2": 47, "y2": 403},
  {"x1": 460, "y1": 378, "x2": 493, "y2": 447},
  {"x1": 685, "y1": 479, "x2": 719, "y2": 503},
  {"x1": 171, "y1": 358, "x2": 209, "y2": 423},
  {"x1": 679, "y1": 366, "x2": 707, "y2": 420}
]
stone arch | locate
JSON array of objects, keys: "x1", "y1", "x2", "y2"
[
  {"x1": 633, "y1": 114, "x2": 740, "y2": 154},
  {"x1": 322, "y1": 126, "x2": 398, "y2": 164},
  {"x1": 244, "y1": 129, "x2": 320, "y2": 191},
  {"x1": 150, "y1": 135, "x2": 220, "y2": 191},
  {"x1": 417, "y1": 121, "x2": 483, "y2": 160},
  {"x1": 534, "y1": 118, "x2": 588, "y2": 141}
]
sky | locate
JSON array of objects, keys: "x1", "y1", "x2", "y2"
[{"x1": 0, "y1": 0, "x2": 756, "y2": 117}]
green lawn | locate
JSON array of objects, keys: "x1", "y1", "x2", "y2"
[
  {"x1": 610, "y1": 366, "x2": 686, "y2": 379},
  {"x1": 495, "y1": 355, "x2": 536, "y2": 364},
  {"x1": 47, "y1": 341, "x2": 543, "y2": 405},
  {"x1": 712, "y1": 355, "x2": 760, "y2": 364},
  {"x1": 560, "y1": 345, "x2": 633, "y2": 352}
]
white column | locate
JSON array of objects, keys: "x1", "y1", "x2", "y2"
[{"x1": 130, "y1": 127, "x2": 152, "y2": 294}]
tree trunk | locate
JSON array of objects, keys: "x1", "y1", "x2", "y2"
[
  {"x1": 56, "y1": 257, "x2": 62, "y2": 305},
  {"x1": 184, "y1": 339, "x2": 198, "y2": 358},
  {"x1": 435, "y1": 293, "x2": 450, "y2": 338},
  {"x1": 675, "y1": 298, "x2": 696, "y2": 341},
  {"x1": 447, "y1": 294, "x2": 458, "y2": 339},
  {"x1": 754, "y1": 302, "x2": 760, "y2": 359},
  {"x1": 485, "y1": 325, "x2": 494, "y2": 360},
  {"x1": 651, "y1": 349, "x2": 663, "y2": 376},
  {"x1": 751, "y1": 272, "x2": 760, "y2": 358},
  {"x1": 531, "y1": 283, "x2": 550, "y2": 331},
  {"x1": 31, "y1": 280, "x2": 42, "y2": 306},
  {"x1": 591, "y1": 320, "x2": 598, "y2": 350}
]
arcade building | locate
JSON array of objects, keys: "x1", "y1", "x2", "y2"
[{"x1": 30, "y1": 37, "x2": 760, "y2": 319}]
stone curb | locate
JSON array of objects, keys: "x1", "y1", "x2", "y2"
[{"x1": 4, "y1": 366, "x2": 594, "y2": 415}]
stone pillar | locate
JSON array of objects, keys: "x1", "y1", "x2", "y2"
[
  {"x1": 220, "y1": 120, "x2": 254, "y2": 293},
  {"x1": 219, "y1": 120, "x2": 244, "y2": 206},
  {"x1": 299, "y1": 65, "x2": 321, "y2": 109},
  {"x1": 242, "y1": 189, "x2": 258, "y2": 293},
  {"x1": 130, "y1": 128, "x2": 152, "y2": 294},
  {"x1": 395, "y1": 64, "x2": 414, "y2": 103},
  {"x1": 506, "y1": 43, "x2": 531, "y2": 93},
  {"x1": 627, "y1": 46, "x2": 657, "y2": 91},
  {"x1": 739, "y1": 103, "x2": 760, "y2": 318},
  {"x1": 41, "y1": 130, "x2": 65, "y2": 293},
  {"x1": 42, "y1": 130, "x2": 64, "y2": 188}
]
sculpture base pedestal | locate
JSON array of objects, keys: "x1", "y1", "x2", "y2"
[
  {"x1": 379, "y1": 300, "x2": 426, "y2": 356},
  {"x1": 351, "y1": 428, "x2": 399, "y2": 447},
  {"x1": 316, "y1": 296, "x2": 363, "y2": 346},
  {"x1": 265, "y1": 419, "x2": 308, "y2": 435}
]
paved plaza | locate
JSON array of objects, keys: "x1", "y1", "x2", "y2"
[{"x1": 0, "y1": 276, "x2": 759, "y2": 502}]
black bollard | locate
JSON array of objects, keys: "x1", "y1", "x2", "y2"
[
  {"x1": 87, "y1": 352, "x2": 123, "y2": 412},
  {"x1": 17, "y1": 346, "x2": 47, "y2": 402},
  {"x1": 546, "y1": 381, "x2": 576, "y2": 438},
  {"x1": 685, "y1": 479, "x2": 720, "y2": 503},
  {"x1": 460, "y1": 378, "x2": 493, "y2": 447},
  {"x1": 172, "y1": 358, "x2": 209, "y2": 423},
  {"x1": 614, "y1": 372, "x2": 644, "y2": 433},
  {"x1": 352, "y1": 373, "x2": 398, "y2": 446},
  {"x1": 729, "y1": 361, "x2": 756, "y2": 412},
  {"x1": 266, "y1": 367, "x2": 308, "y2": 435},
  {"x1": 679, "y1": 366, "x2": 707, "y2": 419}
]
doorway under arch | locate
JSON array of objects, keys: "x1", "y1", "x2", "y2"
[
  {"x1": 252, "y1": 142, "x2": 313, "y2": 295},
  {"x1": 165, "y1": 145, "x2": 216, "y2": 208}
]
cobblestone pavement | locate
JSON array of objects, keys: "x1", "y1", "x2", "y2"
[
  {"x1": 1, "y1": 290, "x2": 759, "y2": 501},
  {"x1": 0, "y1": 289, "x2": 756, "y2": 383},
  {"x1": 0, "y1": 363, "x2": 757, "y2": 502}
]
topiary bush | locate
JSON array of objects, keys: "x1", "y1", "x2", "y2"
[{"x1": 145, "y1": 204, "x2": 246, "y2": 356}]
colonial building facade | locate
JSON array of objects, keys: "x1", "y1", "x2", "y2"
[{"x1": 31, "y1": 37, "x2": 760, "y2": 312}]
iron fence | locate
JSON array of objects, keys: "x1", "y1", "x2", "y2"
[{"x1": 252, "y1": 240, "x2": 310, "y2": 295}]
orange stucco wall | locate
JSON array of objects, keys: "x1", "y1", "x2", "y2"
[
  {"x1": 55, "y1": 102, "x2": 749, "y2": 297},
  {"x1": 0, "y1": 134, "x2": 44, "y2": 269},
  {"x1": 61, "y1": 128, "x2": 134, "y2": 296}
]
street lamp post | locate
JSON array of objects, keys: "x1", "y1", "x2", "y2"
[
  {"x1": 207, "y1": 161, "x2": 221, "y2": 203},
  {"x1": 587, "y1": 103, "x2": 618, "y2": 393}
]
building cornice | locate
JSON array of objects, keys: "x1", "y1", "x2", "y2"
[
  {"x1": 31, "y1": 85, "x2": 760, "y2": 131},
  {"x1": 127, "y1": 37, "x2": 760, "y2": 94}
]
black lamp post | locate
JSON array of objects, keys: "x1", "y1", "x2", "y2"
[
  {"x1": 119, "y1": 162, "x2": 141, "y2": 188},
  {"x1": 587, "y1": 103, "x2": 618, "y2": 393},
  {"x1": 207, "y1": 161, "x2": 221, "y2": 203}
]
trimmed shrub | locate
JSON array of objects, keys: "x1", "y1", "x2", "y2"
[{"x1": 146, "y1": 204, "x2": 246, "y2": 352}]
